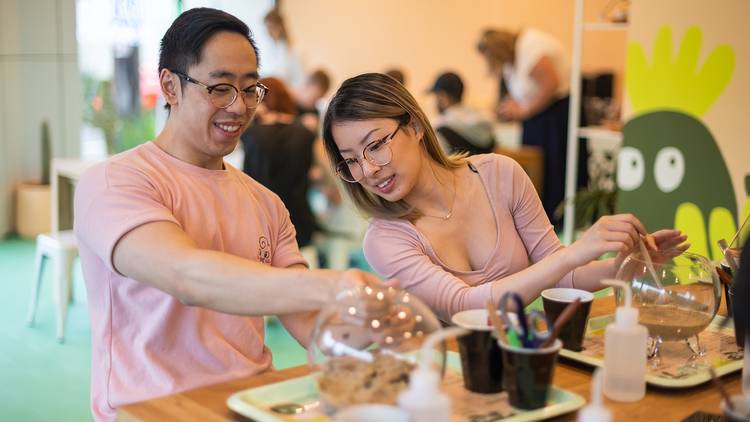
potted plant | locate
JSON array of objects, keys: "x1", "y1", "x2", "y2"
[
  {"x1": 82, "y1": 76, "x2": 118, "y2": 154},
  {"x1": 555, "y1": 150, "x2": 618, "y2": 236},
  {"x1": 15, "y1": 121, "x2": 52, "y2": 238}
]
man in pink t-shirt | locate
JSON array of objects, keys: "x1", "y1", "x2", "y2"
[{"x1": 74, "y1": 8, "x2": 381, "y2": 421}]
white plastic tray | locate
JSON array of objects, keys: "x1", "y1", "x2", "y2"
[
  {"x1": 559, "y1": 314, "x2": 743, "y2": 388},
  {"x1": 227, "y1": 352, "x2": 585, "y2": 421}
]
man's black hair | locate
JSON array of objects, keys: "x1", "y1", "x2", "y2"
[
  {"x1": 430, "y1": 72, "x2": 464, "y2": 103},
  {"x1": 158, "y1": 7, "x2": 259, "y2": 110}
]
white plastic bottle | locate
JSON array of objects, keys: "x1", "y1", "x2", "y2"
[
  {"x1": 601, "y1": 279, "x2": 648, "y2": 402},
  {"x1": 398, "y1": 327, "x2": 464, "y2": 422}
]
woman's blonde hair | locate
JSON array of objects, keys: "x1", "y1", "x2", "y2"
[
  {"x1": 322, "y1": 73, "x2": 466, "y2": 221},
  {"x1": 264, "y1": 8, "x2": 289, "y2": 43},
  {"x1": 477, "y1": 28, "x2": 517, "y2": 66}
]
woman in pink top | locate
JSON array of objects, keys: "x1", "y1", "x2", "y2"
[{"x1": 321, "y1": 73, "x2": 687, "y2": 321}]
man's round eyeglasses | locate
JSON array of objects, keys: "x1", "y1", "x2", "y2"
[
  {"x1": 171, "y1": 70, "x2": 268, "y2": 109},
  {"x1": 336, "y1": 125, "x2": 402, "y2": 183}
]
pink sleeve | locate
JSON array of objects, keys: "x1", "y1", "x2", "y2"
[
  {"x1": 363, "y1": 222, "x2": 494, "y2": 322},
  {"x1": 74, "y1": 162, "x2": 179, "y2": 273},
  {"x1": 270, "y1": 199, "x2": 307, "y2": 268},
  {"x1": 505, "y1": 158, "x2": 574, "y2": 288}
]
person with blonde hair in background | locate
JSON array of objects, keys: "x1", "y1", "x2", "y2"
[
  {"x1": 263, "y1": 8, "x2": 305, "y2": 88},
  {"x1": 477, "y1": 28, "x2": 589, "y2": 228}
]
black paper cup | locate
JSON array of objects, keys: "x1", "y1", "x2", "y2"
[
  {"x1": 451, "y1": 309, "x2": 504, "y2": 394},
  {"x1": 499, "y1": 338, "x2": 562, "y2": 410},
  {"x1": 541, "y1": 288, "x2": 593, "y2": 351}
]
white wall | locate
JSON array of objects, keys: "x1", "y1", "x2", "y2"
[
  {"x1": 0, "y1": 0, "x2": 81, "y2": 237},
  {"x1": 283, "y1": 0, "x2": 627, "y2": 113},
  {"x1": 184, "y1": 0, "x2": 275, "y2": 63}
]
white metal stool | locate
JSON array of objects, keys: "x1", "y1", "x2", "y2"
[{"x1": 26, "y1": 230, "x2": 78, "y2": 342}]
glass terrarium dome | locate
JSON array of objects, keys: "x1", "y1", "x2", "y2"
[{"x1": 307, "y1": 284, "x2": 444, "y2": 410}]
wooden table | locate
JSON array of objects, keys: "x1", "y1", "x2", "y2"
[
  {"x1": 51, "y1": 157, "x2": 100, "y2": 233},
  {"x1": 118, "y1": 297, "x2": 742, "y2": 421}
]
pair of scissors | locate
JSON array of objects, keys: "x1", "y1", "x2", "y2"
[{"x1": 498, "y1": 292, "x2": 552, "y2": 348}]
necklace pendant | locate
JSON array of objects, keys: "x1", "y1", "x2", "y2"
[{"x1": 442, "y1": 212, "x2": 452, "y2": 220}]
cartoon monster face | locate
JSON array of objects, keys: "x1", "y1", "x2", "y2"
[
  {"x1": 618, "y1": 25, "x2": 740, "y2": 260},
  {"x1": 616, "y1": 111, "x2": 736, "y2": 258}
]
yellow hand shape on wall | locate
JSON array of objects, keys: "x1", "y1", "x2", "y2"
[
  {"x1": 618, "y1": 26, "x2": 739, "y2": 262},
  {"x1": 626, "y1": 26, "x2": 735, "y2": 117}
]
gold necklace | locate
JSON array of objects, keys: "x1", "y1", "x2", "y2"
[{"x1": 422, "y1": 171, "x2": 457, "y2": 220}]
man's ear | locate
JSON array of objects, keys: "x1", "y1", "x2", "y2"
[{"x1": 160, "y1": 69, "x2": 180, "y2": 108}]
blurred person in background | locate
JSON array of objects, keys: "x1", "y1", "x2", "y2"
[
  {"x1": 242, "y1": 77, "x2": 318, "y2": 251},
  {"x1": 262, "y1": 8, "x2": 305, "y2": 88},
  {"x1": 429, "y1": 71, "x2": 495, "y2": 155},
  {"x1": 294, "y1": 68, "x2": 331, "y2": 133},
  {"x1": 477, "y1": 28, "x2": 588, "y2": 228},
  {"x1": 384, "y1": 68, "x2": 406, "y2": 86}
]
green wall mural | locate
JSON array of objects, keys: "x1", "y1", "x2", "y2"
[{"x1": 617, "y1": 26, "x2": 740, "y2": 260}]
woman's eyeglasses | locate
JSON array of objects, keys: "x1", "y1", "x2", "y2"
[{"x1": 336, "y1": 125, "x2": 402, "y2": 183}]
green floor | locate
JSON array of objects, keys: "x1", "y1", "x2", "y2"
[{"x1": 0, "y1": 237, "x2": 307, "y2": 422}]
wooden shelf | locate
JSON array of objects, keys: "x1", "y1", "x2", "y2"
[
  {"x1": 577, "y1": 126, "x2": 623, "y2": 143},
  {"x1": 583, "y1": 21, "x2": 629, "y2": 31}
]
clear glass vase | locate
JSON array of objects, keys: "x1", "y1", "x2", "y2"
[{"x1": 614, "y1": 249, "x2": 720, "y2": 366}]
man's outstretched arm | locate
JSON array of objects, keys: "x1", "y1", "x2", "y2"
[{"x1": 113, "y1": 221, "x2": 380, "y2": 316}]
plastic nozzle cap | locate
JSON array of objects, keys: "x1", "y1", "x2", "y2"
[
  {"x1": 418, "y1": 327, "x2": 468, "y2": 371},
  {"x1": 615, "y1": 306, "x2": 639, "y2": 326},
  {"x1": 602, "y1": 279, "x2": 640, "y2": 325},
  {"x1": 409, "y1": 367, "x2": 440, "y2": 393},
  {"x1": 577, "y1": 368, "x2": 612, "y2": 422},
  {"x1": 602, "y1": 279, "x2": 632, "y2": 308},
  {"x1": 577, "y1": 406, "x2": 613, "y2": 422},
  {"x1": 401, "y1": 326, "x2": 467, "y2": 399}
]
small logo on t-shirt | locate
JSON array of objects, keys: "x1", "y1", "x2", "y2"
[{"x1": 257, "y1": 235, "x2": 272, "y2": 264}]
